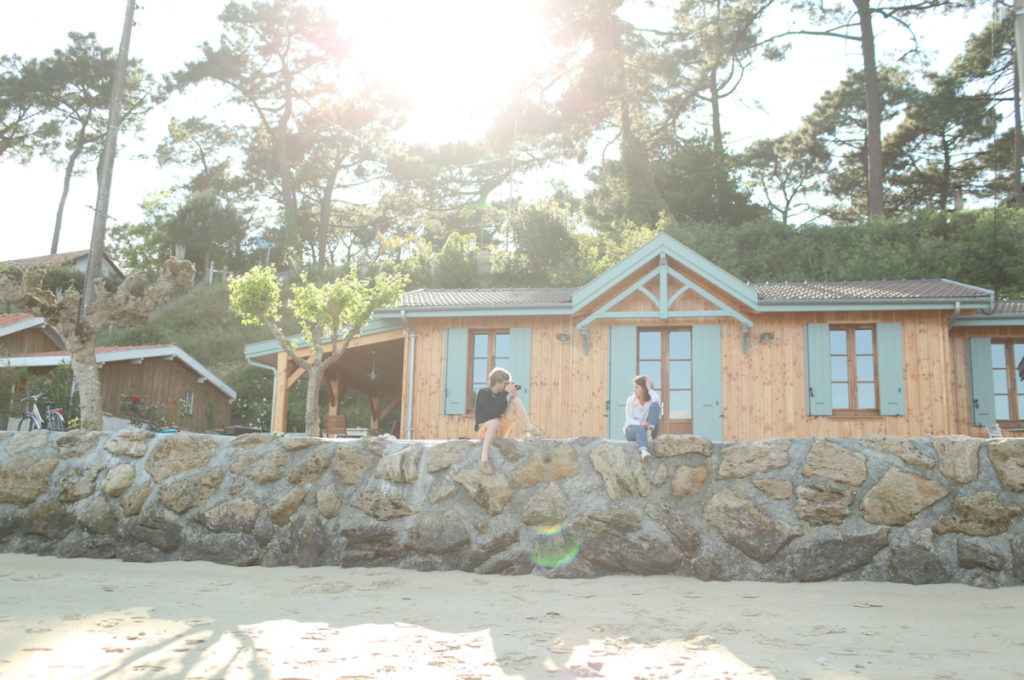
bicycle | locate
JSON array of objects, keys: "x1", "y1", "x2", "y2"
[{"x1": 17, "y1": 393, "x2": 67, "y2": 432}]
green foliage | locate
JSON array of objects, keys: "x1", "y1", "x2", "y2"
[{"x1": 227, "y1": 266, "x2": 282, "y2": 328}]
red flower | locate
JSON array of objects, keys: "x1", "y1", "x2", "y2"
[{"x1": 131, "y1": 396, "x2": 140, "y2": 404}]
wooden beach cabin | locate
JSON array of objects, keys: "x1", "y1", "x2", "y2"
[
  {"x1": 249, "y1": 233, "x2": 1024, "y2": 440},
  {"x1": 1, "y1": 314, "x2": 236, "y2": 431}
]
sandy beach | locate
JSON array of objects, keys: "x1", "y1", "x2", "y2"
[{"x1": 0, "y1": 554, "x2": 1021, "y2": 679}]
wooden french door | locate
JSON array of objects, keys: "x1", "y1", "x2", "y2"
[{"x1": 637, "y1": 328, "x2": 693, "y2": 435}]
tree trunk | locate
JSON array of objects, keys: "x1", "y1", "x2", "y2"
[
  {"x1": 52, "y1": 124, "x2": 87, "y2": 255},
  {"x1": 1013, "y1": 55, "x2": 1023, "y2": 208},
  {"x1": 304, "y1": 363, "x2": 324, "y2": 437},
  {"x1": 620, "y1": 99, "x2": 672, "y2": 220},
  {"x1": 64, "y1": 330, "x2": 103, "y2": 431},
  {"x1": 317, "y1": 164, "x2": 339, "y2": 270},
  {"x1": 854, "y1": 0, "x2": 885, "y2": 218},
  {"x1": 710, "y1": 70, "x2": 724, "y2": 157}
]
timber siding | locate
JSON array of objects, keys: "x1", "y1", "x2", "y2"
[{"x1": 252, "y1": 233, "x2": 1024, "y2": 439}]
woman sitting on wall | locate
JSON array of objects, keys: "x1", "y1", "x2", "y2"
[
  {"x1": 474, "y1": 367, "x2": 543, "y2": 474},
  {"x1": 624, "y1": 375, "x2": 660, "y2": 463}
]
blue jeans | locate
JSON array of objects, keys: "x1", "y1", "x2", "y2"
[{"x1": 625, "y1": 402, "x2": 661, "y2": 450}]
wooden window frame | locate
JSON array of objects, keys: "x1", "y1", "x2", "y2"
[
  {"x1": 991, "y1": 339, "x2": 1024, "y2": 429},
  {"x1": 466, "y1": 329, "x2": 510, "y2": 413},
  {"x1": 182, "y1": 389, "x2": 195, "y2": 416},
  {"x1": 829, "y1": 325, "x2": 880, "y2": 418},
  {"x1": 636, "y1": 327, "x2": 694, "y2": 434}
]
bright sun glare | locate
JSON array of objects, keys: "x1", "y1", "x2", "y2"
[{"x1": 338, "y1": 0, "x2": 550, "y2": 143}]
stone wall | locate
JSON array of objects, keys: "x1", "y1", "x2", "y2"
[{"x1": 1, "y1": 429, "x2": 1023, "y2": 587}]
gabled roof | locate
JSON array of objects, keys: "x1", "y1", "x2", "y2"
[
  {"x1": 2, "y1": 249, "x2": 125, "y2": 280},
  {"x1": 0, "y1": 313, "x2": 65, "y2": 348},
  {"x1": 572, "y1": 232, "x2": 760, "y2": 312},
  {"x1": 377, "y1": 234, "x2": 1002, "y2": 318},
  {"x1": 1, "y1": 344, "x2": 236, "y2": 400},
  {"x1": 0, "y1": 313, "x2": 41, "y2": 335}
]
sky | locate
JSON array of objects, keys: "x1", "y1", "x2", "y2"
[{"x1": 0, "y1": 0, "x2": 994, "y2": 262}]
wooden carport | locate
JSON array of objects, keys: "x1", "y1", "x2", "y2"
[{"x1": 244, "y1": 320, "x2": 407, "y2": 434}]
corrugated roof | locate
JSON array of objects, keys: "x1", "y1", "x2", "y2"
[
  {"x1": 992, "y1": 299, "x2": 1024, "y2": 315},
  {"x1": 397, "y1": 288, "x2": 578, "y2": 308},
  {"x1": 750, "y1": 279, "x2": 990, "y2": 303}
]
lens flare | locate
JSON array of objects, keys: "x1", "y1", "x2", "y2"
[{"x1": 528, "y1": 532, "x2": 580, "y2": 568}]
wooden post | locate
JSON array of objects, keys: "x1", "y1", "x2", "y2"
[{"x1": 273, "y1": 351, "x2": 289, "y2": 433}]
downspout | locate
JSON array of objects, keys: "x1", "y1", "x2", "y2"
[
  {"x1": 401, "y1": 309, "x2": 416, "y2": 439},
  {"x1": 246, "y1": 357, "x2": 278, "y2": 432}
]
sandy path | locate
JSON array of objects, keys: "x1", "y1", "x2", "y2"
[{"x1": 0, "y1": 554, "x2": 1021, "y2": 679}]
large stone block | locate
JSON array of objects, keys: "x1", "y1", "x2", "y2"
[
  {"x1": 957, "y1": 539, "x2": 1006, "y2": 572},
  {"x1": 653, "y1": 434, "x2": 713, "y2": 457},
  {"x1": 753, "y1": 479, "x2": 793, "y2": 500},
  {"x1": 987, "y1": 439, "x2": 1024, "y2": 493},
  {"x1": 55, "y1": 431, "x2": 103, "y2": 459},
  {"x1": 316, "y1": 485, "x2": 342, "y2": 518},
  {"x1": 521, "y1": 483, "x2": 569, "y2": 527},
  {"x1": 718, "y1": 439, "x2": 790, "y2": 479},
  {"x1": 569, "y1": 508, "x2": 682, "y2": 575},
  {"x1": 375, "y1": 444, "x2": 422, "y2": 485},
  {"x1": 0, "y1": 455, "x2": 58, "y2": 506},
  {"x1": 791, "y1": 530, "x2": 891, "y2": 582},
  {"x1": 427, "y1": 477, "x2": 458, "y2": 504},
  {"x1": 645, "y1": 502, "x2": 700, "y2": 557},
  {"x1": 58, "y1": 465, "x2": 102, "y2": 503},
  {"x1": 934, "y1": 492, "x2": 1023, "y2": 536},
  {"x1": 120, "y1": 483, "x2": 151, "y2": 517},
  {"x1": 230, "y1": 450, "x2": 288, "y2": 484},
  {"x1": 340, "y1": 523, "x2": 404, "y2": 566},
  {"x1": 424, "y1": 440, "x2": 475, "y2": 472},
  {"x1": 104, "y1": 428, "x2": 155, "y2": 457},
  {"x1": 511, "y1": 441, "x2": 581, "y2": 489},
  {"x1": 7, "y1": 430, "x2": 50, "y2": 454},
  {"x1": 26, "y1": 501, "x2": 74, "y2": 539},
  {"x1": 269, "y1": 488, "x2": 306, "y2": 526},
  {"x1": 288, "y1": 448, "x2": 333, "y2": 485},
  {"x1": 862, "y1": 434, "x2": 935, "y2": 469},
  {"x1": 101, "y1": 464, "x2": 135, "y2": 498},
  {"x1": 451, "y1": 468, "x2": 514, "y2": 515},
  {"x1": 183, "y1": 533, "x2": 261, "y2": 567},
  {"x1": 670, "y1": 464, "x2": 708, "y2": 498},
  {"x1": 933, "y1": 435, "x2": 981, "y2": 484},
  {"x1": 333, "y1": 444, "x2": 374, "y2": 484},
  {"x1": 802, "y1": 438, "x2": 867, "y2": 486},
  {"x1": 198, "y1": 497, "x2": 260, "y2": 534},
  {"x1": 79, "y1": 499, "x2": 120, "y2": 536},
  {"x1": 229, "y1": 432, "x2": 280, "y2": 448},
  {"x1": 588, "y1": 442, "x2": 650, "y2": 500},
  {"x1": 131, "y1": 512, "x2": 182, "y2": 553},
  {"x1": 705, "y1": 489, "x2": 801, "y2": 563},
  {"x1": 145, "y1": 434, "x2": 218, "y2": 483},
  {"x1": 888, "y1": 543, "x2": 950, "y2": 585},
  {"x1": 860, "y1": 468, "x2": 949, "y2": 526},
  {"x1": 795, "y1": 484, "x2": 854, "y2": 526},
  {"x1": 407, "y1": 510, "x2": 471, "y2": 555},
  {"x1": 351, "y1": 490, "x2": 413, "y2": 520},
  {"x1": 158, "y1": 469, "x2": 225, "y2": 514}
]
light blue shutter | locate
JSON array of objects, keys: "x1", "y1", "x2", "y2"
[
  {"x1": 443, "y1": 328, "x2": 469, "y2": 415},
  {"x1": 967, "y1": 337, "x2": 995, "y2": 426},
  {"x1": 608, "y1": 326, "x2": 637, "y2": 438},
  {"x1": 693, "y1": 324, "x2": 723, "y2": 441},
  {"x1": 805, "y1": 323, "x2": 832, "y2": 415},
  {"x1": 508, "y1": 328, "x2": 532, "y2": 413},
  {"x1": 877, "y1": 322, "x2": 905, "y2": 416}
]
